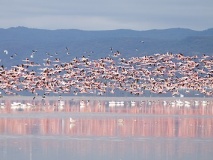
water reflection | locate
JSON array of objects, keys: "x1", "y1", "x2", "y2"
[
  {"x1": 0, "y1": 98, "x2": 213, "y2": 115},
  {"x1": 0, "y1": 116, "x2": 213, "y2": 138},
  {"x1": 0, "y1": 98, "x2": 213, "y2": 160}
]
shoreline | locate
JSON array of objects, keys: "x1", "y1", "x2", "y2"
[{"x1": 1, "y1": 96, "x2": 213, "y2": 101}]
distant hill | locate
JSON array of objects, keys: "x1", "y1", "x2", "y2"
[{"x1": 0, "y1": 26, "x2": 213, "y2": 67}]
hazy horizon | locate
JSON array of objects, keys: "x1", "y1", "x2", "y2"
[{"x1": 1, "y1": 26, "x2": 213, "y2": 32}]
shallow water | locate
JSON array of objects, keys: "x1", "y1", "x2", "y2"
[{"x1": 0, "y1": 97, "x2": 213, "y2": 160}]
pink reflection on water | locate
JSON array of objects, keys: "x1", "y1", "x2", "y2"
[
  {"x1": 0, "y1": 98, "x2": 213, "y2": 160},
  {"x1": 0, "y1": 116, "x2": 213, "y2": 138},
  {"x1": 0, "y1": 98, "x2": 213, "y2": 138},
  {"x1": 0, "y1": 99, "x2": 213, "y2": 115}
]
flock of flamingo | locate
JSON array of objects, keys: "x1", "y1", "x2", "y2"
[{"x1": 0, "y1": 49, "x2": 213, "y2": 98}]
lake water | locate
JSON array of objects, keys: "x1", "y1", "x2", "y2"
[{"x1": 0, "y1": 97, "x2": 213, "y2": 160}]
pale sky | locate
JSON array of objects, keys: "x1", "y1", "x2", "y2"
[{"x1": 0, "y1": 0, "x2": 212, "y2": 30}]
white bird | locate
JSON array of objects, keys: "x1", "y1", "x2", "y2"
[
  {"x1": 117, "y1": 119, "x2": 124, "y2": 123},
  {"x1": 4, "y1": 50, "x2": 8, "y2": 54},
  {"x1": 70, "y1": 117, "x2": 76, "y2": 123}
]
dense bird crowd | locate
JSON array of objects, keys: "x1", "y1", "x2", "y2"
[{"x1": 0, "y1": 50, "x2": 213, "y2": 97}]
